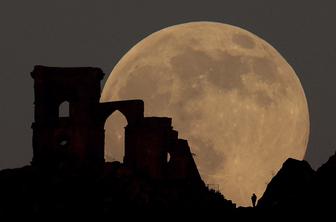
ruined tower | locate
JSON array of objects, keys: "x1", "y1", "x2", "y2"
[
  {"x1": 31, "y1": 65, "x2": 144, "y2": 169},
  {"x1": 31, "y1": 66, "x2": 105, "y2": 169},
  {"x1": 30, "y1": 65, "x2": 202, "y2": 186}
]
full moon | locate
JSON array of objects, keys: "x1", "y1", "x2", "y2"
[{"x1": 100, "y1": 22, "x2": 309, "y2": 206}]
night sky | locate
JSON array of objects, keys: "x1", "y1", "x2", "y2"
[{"x1": 0, "y1": 0, "x2": 335, "y2": 170}]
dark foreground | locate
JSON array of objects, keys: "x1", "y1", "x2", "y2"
[{"x1": 1, "y1": 152, "x2": 336, "y2": 216}]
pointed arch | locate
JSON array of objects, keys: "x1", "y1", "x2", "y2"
[
  {"x1": 59, "y1": 101, "x2": 70, "y2": 117},
  {"x1": 104, "y1": 110, "x2": 128, "y2": 163}
]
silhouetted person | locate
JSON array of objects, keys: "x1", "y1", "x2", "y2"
[{"x1": 251, "y1": 193, "x2": 257, "y2": 207}]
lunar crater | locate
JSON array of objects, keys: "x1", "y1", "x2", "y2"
[{"x1": 232, "y1": 33, "x2": 256, "y2": 49}]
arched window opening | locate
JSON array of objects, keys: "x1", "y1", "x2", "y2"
[
  {"x1": 167, "y1": 152, "x2": 171, "y2": 163},
  {"x1": 104, "y1": 110, "x2": 127, "y2": 163},
  {"x1": 59, "y1": 101, "x2": 70, "y2": 117}
]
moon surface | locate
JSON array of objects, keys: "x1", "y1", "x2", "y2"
[{"x1": 100, "y1": 22, "x2": 309, "y2": 206}]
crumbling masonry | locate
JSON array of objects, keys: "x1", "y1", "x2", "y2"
[{"x1": 31, "y1": 66, "x2": 202, "y2": 183}]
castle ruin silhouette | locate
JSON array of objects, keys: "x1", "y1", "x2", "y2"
[
  {"x1": 5, "y1": 65, "x2": 335, "y2": 214},
  {"x1": 30, "y1": 65, "x2": 202, "y2": 183}
]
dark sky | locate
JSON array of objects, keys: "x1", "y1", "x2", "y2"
[{"x1": 0, "y1": 0, "x2": 335, "y2": 170}]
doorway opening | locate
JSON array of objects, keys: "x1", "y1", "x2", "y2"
[{"x1": 104, "y1": 110, "x2": 127, "y2": 163}]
